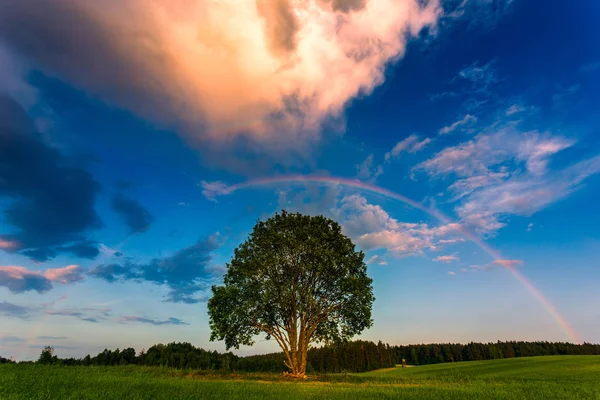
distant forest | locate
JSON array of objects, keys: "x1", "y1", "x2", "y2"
[{"x1": 5, "y1": 340, "x2": 599, "y2": 373}]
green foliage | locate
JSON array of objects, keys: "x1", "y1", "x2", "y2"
[
  {"x1": 208, "y1": 211, "x2": 375, "y2": 375},
  {"x1": 0, "y1": 355, "x2": 14, "y2": 364},
  {"x1": 37, "y1": 346, "x2": 57, "y2": 365},
  {"x1": 3, "y1": 356, "x2": 600, "y2": 399}
]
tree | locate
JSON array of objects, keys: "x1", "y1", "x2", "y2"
[
  {"x1": 38, "y1": 346, "x2": 56, "y2": 365},
  {"x1": 208, "y1": 211, "x2": 375, "y2": 377}
]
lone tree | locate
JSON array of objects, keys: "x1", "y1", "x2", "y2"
[{"x1": 208, "y1": 211, "x2": 375, "y2": 377}]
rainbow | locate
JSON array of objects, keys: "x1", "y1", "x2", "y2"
[{"x1": 212, "y1": 174, "x2": 582, "y2": 344}]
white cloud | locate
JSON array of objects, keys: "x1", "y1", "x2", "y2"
[
  {"x1": 334, "y1": 194, "x2": 462, "y2": 256},
  {"x1": 527, "y1": 223, "x2": 534, "y2": 232},
  {"x1": 447, "y1": 271, "x2": 456, "y2": 276},
  {"x1": 433, "y1": 255, "x2": 459, "y2": 263},
  {"x1": 200, "y1": 181, "x2": 233, "y2": 201},
  {"x1": 418, "y1": 119, "x2": 600, "y2": 235},
  {"x1": 366, "y1": 255, "x2": 388, "y2": 266},
  {"x1": 448, "y1": 172, "x2": 509, "y2": 200},
  {"x1": 356, "y1": 154, "x2": 384, "y2": 182},
  {"x1": 385, "y1": 134, "x2": 432, "y2": 161},
  {"x1": 439, "y1": 114, "x2": 477, "y2": 135},
  {"x1": 506, "y1": 104, "x2": 526, "y2": 116}
]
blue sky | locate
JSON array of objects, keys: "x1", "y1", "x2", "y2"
[{"x1": 1, "y1": 0, "x2": 599, "y2": 360}]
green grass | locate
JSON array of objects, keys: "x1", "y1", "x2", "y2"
[{"x1": 1, "y1": 356, "x2": 599, "y2": 399}]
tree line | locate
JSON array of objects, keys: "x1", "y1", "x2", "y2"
[{"x1": 16, "y1": 340, "x2": 600, "y2": 373}]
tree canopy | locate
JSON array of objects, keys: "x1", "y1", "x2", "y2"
[{"x1": 208, "y1": 211, "x2": 375, "y2": 377}]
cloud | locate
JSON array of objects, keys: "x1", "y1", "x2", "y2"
[
  {"x1": 0, "y1": 335, "x2": 25, "y2": 344},
  {"x1": 385, "y1": 134, "x2": 432, "y2": 161},
  {"x1": 0, "y1": 266, "x2": 52, "y2": 294},
  {"x1": 119, "y1": 316, "x2": 189, "y2": 326},
  {"x1": 527, "y1": 223, "x2": 534, "y2": 232},
  {"x1": 36, "y1": 336, "x2": 67, "y2": 340},
  {"x1": 455, "y1": 60, "x2": 497, "y2": 90},
  {"x1": 431, "y1": 59, "x2": 498, "y2": 111},
  {"x1": 45, "y1": 307, "x2": 111, "y2": 323},
  {"x1": 356, "y1": 154, "x2": 383, "y2": 181},
  {"x1": 0, "y1": 265, "x2": 85, "y2": 294},
  {"x1": 579, "y1": 61, "x2": 600, "y2": 73},
  {"x1": 0, "y1": 301, "x2": 32, "y2": 318},
  {"x1": 416, "y1": 120, "x2": 600, "y2": 235},
  {"x1": 506, "y1": 104, "x2": 526, "y2": 116},
  {"x1": 57, "y1": 241, "x2": 100, "y2": 260},
  {"x1": 89, "y1": 235, "x2": 221, "y2": 304},
  {"x1": 365, "y1": 255, "x2": 388, "y2": 265},
  {"x1": 438, "y1": 238, "x2": 465, "y2": 244},
  {"x1": 0, "y1": 97, "x2": 102, "y2": 261},
  {"x1": 200, "y1": 181, "x2": 234, "y2": 201},
  {"x1": 447, "y1": 271, "x2": 456, "y2": 276},
  {"x1": 417, "y1": 129, "x2": 574, "y2": 179},
  {"x1": 492, "y1": 259, "x2": 524, "y2": 268},
  {"x1": 448, "y1": 172, "x2": 509, "y2": 200},
  {"x1": 334, "y1": 194, "x2": 461, "y2": 256},
  {"x1": 433, "y1": 255, "x2": 459, "y2": 263},
  {"x1": 439, "y1": 114, "x2": 477, "y2": 135},
  {"x1": 43, "y1": 265, "x2": 85, "y2": 284},
  {"x1": 455, "y1": 155, "x2": 600, "y2": 233},
  {"x1": 111, "y1": 194, "x2": 154, "y2": 234},
  {"x1": 0, "y1": 0, "x2": 441, "y2": 155}
]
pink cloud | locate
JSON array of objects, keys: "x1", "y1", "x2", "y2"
[
  {"x1": 439, "y1": 114, "x2": 477, "y2": 135},
  {"x1": 0, "y1": 239, "x2": 19, "y2": 250},
  {"x1": 433, "y1": 255, "x2": 459, "y2": 263},
  {"x1": 4, "y1": 0, "x2": 441, "y2": 152},
  {"x1": 493, "y1": 259, "x2": 524, "y2": 269},
  {"x1": 44, "y1": 265, "x2": 85, "y2": 284}
]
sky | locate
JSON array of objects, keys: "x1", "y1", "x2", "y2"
[{"x1": 1, "y1": 0, "x2": 599, "y2": 360}]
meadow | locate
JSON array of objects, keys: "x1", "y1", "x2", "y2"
[{"x1": 1, "y1": 355, "x2": 599, "y2": 399}]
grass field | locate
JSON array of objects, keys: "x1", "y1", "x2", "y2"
[{"x1": 1, "y1": 356, "x2": 599, "y2": 399}]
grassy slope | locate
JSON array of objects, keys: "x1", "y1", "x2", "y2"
[{"x1": 1, "y1": 356, "x2": 599, "y2": 400}]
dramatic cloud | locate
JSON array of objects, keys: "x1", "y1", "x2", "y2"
[
  {"x1": 0, "y1": 0, "x2": 440, "y2": 154},
  {"x1": 433, "y1": 255, "x2": 459, "y2": 263},
  {"x1": 0, "y1": 97, "x2": 102, "y2": 261},
  {"x1": 111, "y1": 194, "x2": 154, "y2": 234},
  {"x1": 0, "y1": 265, "x2": 85, "y2": 294},
  {"x1": 0, "y1": 301, "x2": 32, "y2": 318},
  {"x1": 439, "y1": 114, "x2": 477, "y2": 135},
  {"x1": 385, "y1": 134, "x2": 432, "y2": 161},
  {"x1": 89, "y1": 235, "x2": 221, "y2": 304},
  {"x1": 119, "y1": 316, "x2": 189, "y2": 326}
]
